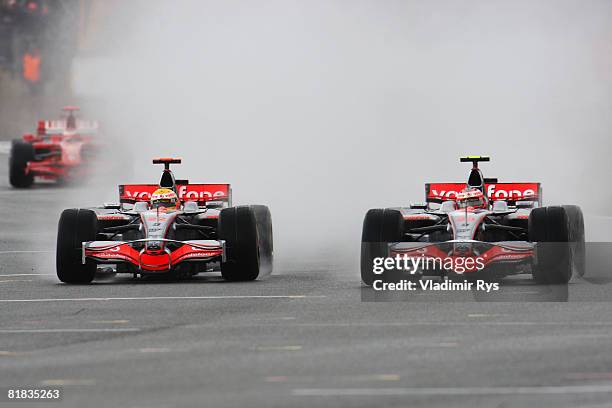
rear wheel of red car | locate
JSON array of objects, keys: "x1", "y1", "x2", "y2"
[
  {"x1": 56, "y1": 209, "x2": 98, "y2": 284},
  {"x1": 529, "y1": 206, "x2": 572, "y2": 284},
  {"x1": 9, "y1": 140, "x2": 34, "y2": 188},
  {"x1": 361, "y1": 208, "x2": 404, "y2": 286},
  {"x1": 218, "y1": 206, "x2": 260, "y2": 281}
]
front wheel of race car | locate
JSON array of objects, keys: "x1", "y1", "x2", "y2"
[
  {"x1": 529, "y1": 206, "x2": 573, "y2": 284},
  {"x1": 218, "y1": 206, "x2": 261, "y2": 281},
  {"x1": 251, "y1": 205, "x2": 273, "y2": 275},
  {"x1": 360, "y1": 208, "x2": 404, "y2": 286},
  {"x1": 563, "y1": 205, "x2": 586, "y2": 277},
  {"x1": 56, "y1": 209, "x2": 98, "y2": 284},
  {"x1": 9, "y1": 140, "x2": 34, "y2": 188}
]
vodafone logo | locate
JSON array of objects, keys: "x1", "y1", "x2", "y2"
[
  {"x1": 430, "y1": 190, "x2": 459, "y2": 199},
  {"x1": 428, "y1": 183, "x2": 539, "y2": 201},
  {"x1": 177, "y1": 185, "x2": 226, "y2": 200},
  {"x1": 122, "y1": 185, "x2": 228, "y2": 201},
  {"x1": 486, "y1": 184, "x2": 536, "y2": 200},
  {"x1": 125, "y1": 191, "x2": 152, "y2": 200}
]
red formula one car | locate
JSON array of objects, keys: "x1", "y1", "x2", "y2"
[
  {"x1": 361, "y1": 156, "x2": 585, "y2": 286},
  {"x1": 9, "y1": 106, "x2": 100, "y2": 187},
  {"x1": 56, "y1": 158, "x2": 273, "y2": 284}
]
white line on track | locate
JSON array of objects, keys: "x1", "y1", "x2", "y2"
[
  {"x1": 293, "y1": 384, "x2": 612, "y2": 396},
  {"x1": 0, "y1": 273, "x2": 53, "y2": 277},
  {"x1": 41, "y1": 379, "x2": 96, "y2": 386},
  {"x1": 256, "y1": 345, "x2": 302, "y2": 351},
  {"x1": 91, "y1": 320, "x2": 130, "y2": 324},
  {"x1": 0, "y1": 141, "x2": 10, "y2": 155},
  {"x1": 284, "y1": 322, "x2": 612, "y2": 327},
  {"x1": 0, "y1": 250, "x2": 53, "y2": 254},
  {"x1": 0, "y1": 328, "x2": 140, "y2": 333},
  {"x1": 0, "y1": 279, "x2": 33, "y2": 283},
  {"x1": 0, "y1": 295, "x2": 325, "y2": 303}
]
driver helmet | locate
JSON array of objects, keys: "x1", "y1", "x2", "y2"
[
  {"x1": 150, "y1": 188, "x2": 179, "y2": 212},
  {"x1": 456, "y1": 188, "x2": 487, "y2": 210}
]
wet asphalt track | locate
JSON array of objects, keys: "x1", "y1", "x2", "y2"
[{"x1": 2, "y1": 148, "x2": 612, "y2": 408}]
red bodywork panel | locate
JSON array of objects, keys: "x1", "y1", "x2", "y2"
[
  {"x1": 25, "y1": 136, "x2": 96, "y2": 180},
  {"x1": 426, "y1": 182, "x2": 541, "y2": 204},
  {"x1": 85, "y1": 243, "x2": 223, "y2": 272}
]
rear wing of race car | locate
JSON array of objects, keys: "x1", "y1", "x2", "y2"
[
  {"x1": 119, "y1": 183, "x2": 232, "y2": 207},
  {"x1": 425, "y1": 182, "x2": 542, "y2": 206},
  {"x1": 37, "y1": 119, "x2": 99, "y2": 135}
]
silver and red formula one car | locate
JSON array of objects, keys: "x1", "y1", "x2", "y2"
[
  {"x1": 9, "y1": 106, "x2": 101, "y2": 188},
  {"x1": 56, "y1": 158, "x2": 273, "y2": 284},
  {"x1": 361, "y1": 156, "x2": 585, "y2": 286}
]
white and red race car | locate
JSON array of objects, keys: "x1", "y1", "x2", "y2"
[
  {"x1": 56, "y1": 158, "x2": 273, "y2": 284},
  {"x1": 10, "y1": 106, "x2": 101, "y2": 187},
  {"x1": 361, "y1": 156, "x2": 585, "y2": 286}
]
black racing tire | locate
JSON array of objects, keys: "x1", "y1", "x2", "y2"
[
  {"x1": 9, "y1": 140, "x2": 34, "y2": 188},
  {"x1": 56, "y1": 209, "x2": 98, "y2": 284},
  {"x1": 528, "y1": 206, "x2": 572, "y2": 284},
  {"x1": 563, "y1": 205, "x2": 586, "y2": 277},
  {"x1": 218, "y1": 206, "x2": 260, "y2": 281},
  {"x1": 251, "y1": 205, "x2": 273, "y2": 274},
  {"x1": 360, "y1": 208, "x2": 404, "y2": 286}
]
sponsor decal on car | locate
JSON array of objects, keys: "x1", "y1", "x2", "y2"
[
  {"x1": 97, "y1": 215, "x2": 128, "y2": 220},
  {"x1": 404, "y1": 214, "x2": 436, "y2": 220},
  {"x1": 426, "y1": 182, "x2": 540, "y2": 202},
  {"x1": 119, "y1": 184, "x2": 230, "y2": 203}
]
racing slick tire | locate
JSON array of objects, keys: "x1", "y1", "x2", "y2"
[
  {"x1": 251, "y1": 205, "x2": 273, "y2": 275},
  {"x1": 361, "y1": 208, "x2": 404, "y2": 286},
  {"x1": 563, "y1": 205, "x2": 586, "y2": 277},
  {"x1": 56, "y1": 209, "x2": 98, "y2": 284},
  {"x1": 529, "y1": 206, "x2": 573, "y2": 284},
  {"x1": 9, "y1": 140, "x2": 34, "y2": 188},
  {"x1": 218, "y1": 206, "x2": 261, "y2": 281}
]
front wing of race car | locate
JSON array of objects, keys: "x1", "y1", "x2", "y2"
[
  {"x1": 26, "y1": 160, "x2": 92, "y2": 180},
  {"x1": 83, "y1": 239, "x2": 225, "y2": 272},
  {"x1": 25, "y1": 135, "x2": 102, "y2": 181},
  {"x1": 388, "y1": 240, "x2": 534, "y2": 275}
]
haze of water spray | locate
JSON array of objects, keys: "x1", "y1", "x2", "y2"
[{"x1": 71, "y1": 0, "x2": 612, "y2": 256}]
